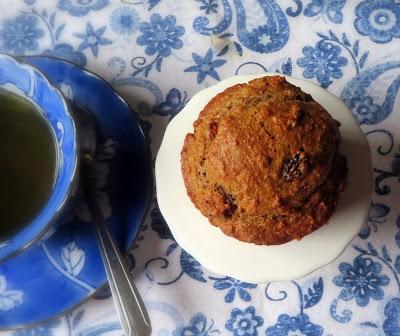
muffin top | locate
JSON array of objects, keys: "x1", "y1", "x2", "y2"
[{"x1": 181, "y1": 76, "x2": 347, "y2": 245}]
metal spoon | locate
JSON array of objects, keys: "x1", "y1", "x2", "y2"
[{"x1": 71, "y1": 101, "x2": 152, "y2": 336}]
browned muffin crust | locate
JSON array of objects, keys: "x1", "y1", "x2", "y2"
[{"x1": 181, "y1": 76, "x2": 347, "y2": 245}]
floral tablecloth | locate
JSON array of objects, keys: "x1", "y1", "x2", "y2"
[{"x1": 0, "y1": 0, "x2": 400, "y2": 335}]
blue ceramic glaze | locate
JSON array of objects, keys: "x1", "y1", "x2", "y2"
[
  {"x1": 0, "y1": 56, "x2": 152, "y2": 329},
  {"x1": 0, "y1": 54, "x2": 77, "y2": 261}
]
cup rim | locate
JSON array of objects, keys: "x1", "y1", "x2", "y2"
[{"x1": 0, "y1": 53, "x2": 79, "y2": 263}]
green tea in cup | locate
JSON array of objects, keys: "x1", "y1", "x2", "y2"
[{"x1": 0, "y1": 88, "x2": 57, "y2": 239}]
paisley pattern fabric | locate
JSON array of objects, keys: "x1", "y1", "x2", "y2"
[{"x1": 0, "y1": 0, "x2": 399, "y2": 335}]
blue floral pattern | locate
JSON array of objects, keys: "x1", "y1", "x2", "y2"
[
  {"x1": 333, "y1": 256, "x2": 390, "y2": 307},
  {"x1": 234, "y1": 0, "x2": 289, "y2": 53},
  {"x1": 304, "y1": 0, "x2": 346, "y2": 23},
  {"x1": 340, "y1": 60, "x2": 400, "y2": 125},
  {"x1": 355, "y1": 0, "x2": 400, "y2": 43},
  {"x1": 57, "y1": 0, "x2": 109, "y2": 17},
  {"x1": 374, "y1": 152, "x2": 400, "y2": 195},
  {"x1": 225, "y1": 306, "x2": 263, "y2": 336},
  {"x1": 109, "y1": 7, "x2": 140, "y2": 35},
  {"x1": 266, "y1": 313, "x2": 323, "y2": 336},
  {"x1": 184, "y1": 48, "x2": 226, "y2": 84},
  {"x1": 383, "y1": 298, "x2": 400, "y2": 336},
  {"x1": 0, "y1": 15, "x2": 44, "y2": 54},
  {"x1": 355, "y1": 96, "x2": 382, "y2": 121},
  {"x1": 175, "y1": 313, "x2": 220, "y2": 336},
  {"x1": 74, "y1": 23, "x2": 112, "y2": 57},
  {"x1": 137, "y1": 14, "x2": 184, "y2": 57},
  {"x1": 0, "y1": 0, "x2": 399, "y2": 335},
  {"x1": 210, "y1": 277, "x2": 257, "y2": 303},
  {"x1": 196, "y1": 0, "x2": 218, "y2": 15},
  {"x1": 297, "y1": 40, "x2": 348, "y2": 88},
  {"x1": 154, "y1": 88, "x2": 187, "y2": 118},
  {"x1": 359, "y1": 202, "x2": 391, "y2": 239}
]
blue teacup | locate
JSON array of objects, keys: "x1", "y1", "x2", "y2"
[{"x1": 0, "y1": 54, "x2": 78, "y2": 261}]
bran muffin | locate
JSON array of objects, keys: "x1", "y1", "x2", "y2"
[{"x1": 181, "y1": 76, "x2": 347, "y2": 245}]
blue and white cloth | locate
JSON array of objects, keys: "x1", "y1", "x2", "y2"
[{"x1": 0, "y1": 0, "x2": 400, "y2": 335}]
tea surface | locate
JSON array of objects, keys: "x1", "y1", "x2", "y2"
[{"x1": 0, "y1": 89, "x2": 57, "y2": 239}]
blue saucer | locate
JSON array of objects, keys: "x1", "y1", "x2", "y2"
[{"x1": 0, "y1": 56, "x2": 152, "y2": 329}]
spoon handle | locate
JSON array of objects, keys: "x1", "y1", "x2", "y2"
[{"x1": 89, "y1": 193, "x2": 152, "y2": 336}]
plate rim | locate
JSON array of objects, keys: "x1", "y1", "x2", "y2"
[{"x1": 156, "y1": 73, "x2": 373, "y2": 283}]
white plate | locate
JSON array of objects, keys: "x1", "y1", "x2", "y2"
[{"x1": 155, "y1": 73, "x2": 373, "y2": 284}]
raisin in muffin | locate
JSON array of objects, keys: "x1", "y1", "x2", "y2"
[{"x1": 181, "y1": 76, "x2": 347, "y2": 245}]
